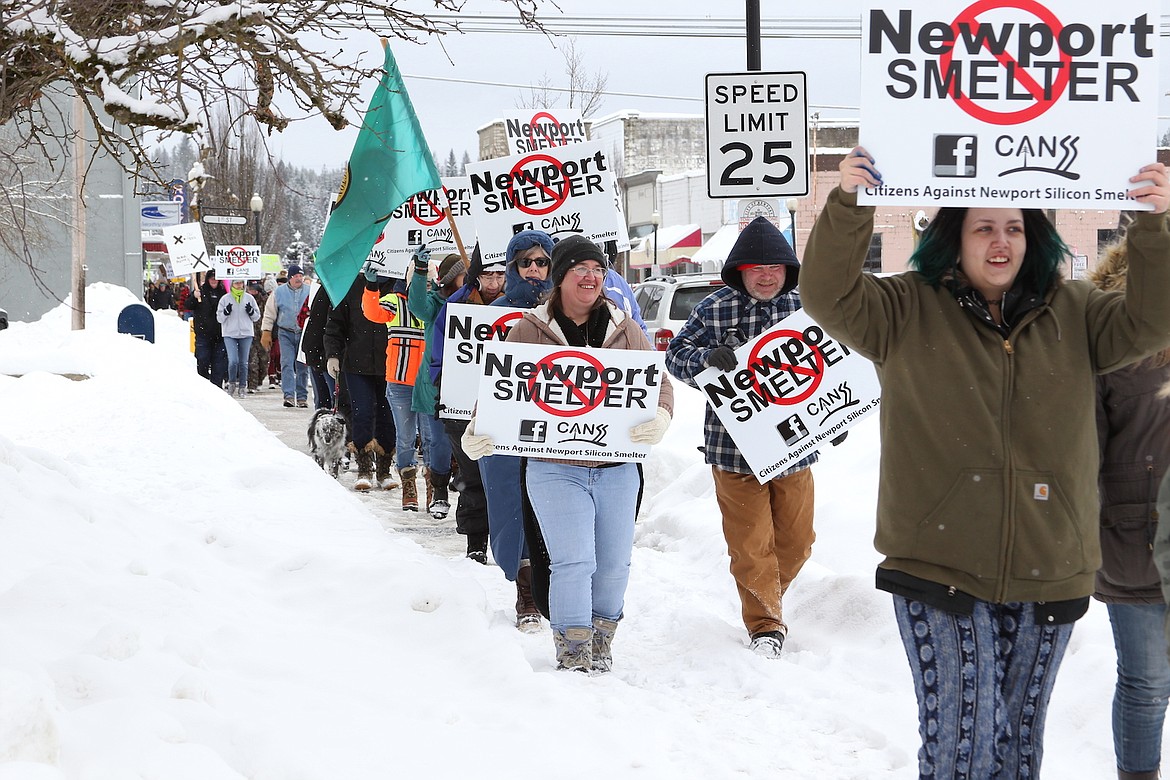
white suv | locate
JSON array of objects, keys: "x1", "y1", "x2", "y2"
[{"x1": 633, "y1": 273, "x2": 726, "y2": 351}]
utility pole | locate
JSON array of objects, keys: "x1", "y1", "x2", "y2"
[
  {"x1": 746, "y1": 0, "x2": 761, "y2": 71},
  {"x1": 71, "y1": 93, "x2": 87, "y2": 330}
]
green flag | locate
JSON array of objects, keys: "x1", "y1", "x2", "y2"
[{"x1": 314, "y1": 44, "x2": 441, "y2": 304}]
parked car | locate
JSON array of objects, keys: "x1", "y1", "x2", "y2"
[{"x1": 632, "y1": 273, "x2": 725, "y2": 351}]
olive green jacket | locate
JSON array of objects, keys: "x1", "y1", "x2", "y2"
[{"x1": 801, "y1": 187, "x2": 1170, "y2": 604}]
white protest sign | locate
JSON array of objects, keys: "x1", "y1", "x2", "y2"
[
  {"x1": 503, "y1": 109, "x2": 588, "y2": 156},
  {"x1": 474, "y1": 341, "x2": 666, "y2": 462},
  {"x1": 705, "y1": 71, "x2": 809, "y2": 199},
  {"x1": 438, "y1": 303, "x2": 528, "y2": 420},
  {"x1": 162, "y1": 222, "x2": 211, "y2": 276},
  {"x1": 859, "y1": 0, "x2": 1159, "y2": 209},
  {"x1": 365, "y1": 177, "x2": 478, "y2": 278},
  {"x1": 466, "y1": 139, "x2": 625, "y2": 262},
  {"x1": 213, "y1": 245, "x2": 262, "y2": 280},
  {"x1": 697, "y1": 309, "x2": 881, "y2": 483}
]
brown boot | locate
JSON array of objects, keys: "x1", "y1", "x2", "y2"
[
  {"x1": 1118, "y1": 771, "x2": 1161, "y2": 779},
  {"x1": 352, "y1": 443, "x2": 375, "y2": 491},
  {"x1": 399, "y1": 466, "x2": 418, "y2": 511},
  {"x1": 373, "y1": 441, "x2": 398, "y2": 490},
  {"x1": 515, "y1": 562, "x2": 542, "y2": 632}
]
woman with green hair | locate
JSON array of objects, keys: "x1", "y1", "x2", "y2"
[{"x1": 801, "y1": 147, "x2": 1170, "y2": 780}]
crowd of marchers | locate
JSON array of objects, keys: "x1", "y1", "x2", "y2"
[{"x1": 170, "y1": 161, "x2": 1170, "y2": 779}]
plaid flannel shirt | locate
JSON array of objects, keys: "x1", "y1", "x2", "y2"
[{"x1": 664, "y1": 286, "x2": 818, "y2": 477}]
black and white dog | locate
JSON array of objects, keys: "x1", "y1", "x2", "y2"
[{"x1": 308, "y1": 408, "x2": 349, "y2": 479}]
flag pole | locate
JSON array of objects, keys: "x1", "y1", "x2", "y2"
[{"x1": 379, "y1": 38, "x2": 468, "y2": 269}]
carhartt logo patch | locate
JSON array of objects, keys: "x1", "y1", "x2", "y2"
[{"x1": 1034, "y1": 483, "x2": 1050, "y2": 501}]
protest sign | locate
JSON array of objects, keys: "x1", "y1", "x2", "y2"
[
  {"x1": 466, "y1": 139, "x2": 627, "y2": 261},
  {"x1": 503, "y1": 109, "x2": 588, "y2": 155},
  {"x1": 161, "y1": 222, "x2": 210, "y2": 276},
  {"x1": 438, "y1": 302, "x2": 528, "y2": 419},
  {"x1": 696, "y1": 309, "x2": 881, "y2": 482},
  {"x1": 473, "y1": 341, "x2": 666, "y2": 462},
  {"x1": 213, "y1": 245, "x2": 262, "y2": 280},
  {"x1": 362, "y1": 177, "x2": 477, "y2": 279},
  {"x1": 859, "y1": 0, "x2": 1159, "y2": 209}
]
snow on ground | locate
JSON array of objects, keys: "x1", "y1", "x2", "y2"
[{"x1": 0, "y1": 284, "x2": 1126, "y2": 778}]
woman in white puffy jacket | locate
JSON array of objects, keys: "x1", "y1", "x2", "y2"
[{"x1": 216, "y1": 278, "x2": 261, "y2": 398}]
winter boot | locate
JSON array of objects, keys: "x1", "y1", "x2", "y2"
[
  {"x1": 226, "y1": 381, "x2": 237, "y2": 395},
  {"x1": 237, "y1": 384, "x2": 247, "y2": 399},
  {"x1": 428, "y1": 470, "x2": 451, "y2": 519},
  {"x1": 399, "y1": 466, "x2": 419, "y2": 511},
  {"x1": 352, "y1": 443, "x2": 375, "y2": 491},
  {"x1": 1118, "y1": 771, "x2": 1161, "y2": 780},
  {"x1": 374, "y1": 443, "x2": 398, "y2": 490},
  {"x1": 748, "y1": 629, "x2": 785, "y2": 659},
  {"x1": 591, "y1": 617, "x2": 619, "y2": 673},
  {"x1": 515, "y1": 562, "x2": 542, "y2": 632},
  {"x1": 423, "y1": 467, "x2": 434, "y2": 509},
  {"x1": 553, "y1": 627, "x2": 593, "y2": 672},
  {"x1": 466, "y1": 533, "x2": 489, "y2": 565}
]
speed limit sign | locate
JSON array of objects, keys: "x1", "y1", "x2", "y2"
[{"x1": 705, "y1": 71, "x2": 809, "y2": 199}]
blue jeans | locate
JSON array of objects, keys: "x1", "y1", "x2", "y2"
[
  {"x1": 345, "y1": 372, "x2": 394, "y2": 452},
  {"x1": 277, "y1": 327, "x2": 308, "y2": 401},
  {"x1": 223, "y1": 335, "x2": 252, "y2": 387},
  {"x1": 1108, "y1": 602, "x2": 1170, "y2": 774},
  {"x1": 893, "y1": 596, "x2": 1073, "y2": 780},
  {"x1": 311, "y1": 370, "x2": 335, "y2": 410},
  {"x1": 194, "y1": 332, "x2": 227, "y2": 387},
  {"x1": 386, "y1": 382, "x2": 430, "y2": 470},
  {"x1": 480, "y1": 454, "x2": 527, "y2": 580},
  {"x1": 525, "y1": 461, "x2": 639, "y2": 632},
  {"x1": 423, "y1": 413, "x2": 451, "y2": 474}
]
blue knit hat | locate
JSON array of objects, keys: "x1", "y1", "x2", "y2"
[
  {"x1": 721, "y1": 217, "x2": 800, "y2": 296},
  {"x1": 505, "y1": 229, "x2": 554, "y2": 264}
]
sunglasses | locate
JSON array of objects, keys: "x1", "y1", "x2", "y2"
[{"x1": 517, "y1": 256, "x2": 549, "y2": 269}]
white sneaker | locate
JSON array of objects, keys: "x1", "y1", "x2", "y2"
[{"x1": 748, "y1": 631, "x2": 785, "y2": 658}]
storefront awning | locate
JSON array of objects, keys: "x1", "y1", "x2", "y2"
[{"x1": 629, "y1": 224, "x2": 702, "y2": 268}]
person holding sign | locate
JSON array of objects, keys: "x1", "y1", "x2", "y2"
[
  {"x1": 185, "y1": 270, "x2": 228, "y2": 388},
  {"x1": 215, "y1": 278, "x2": 261, "y2": 398},
  {"x1": 800, "y1": 148, "x2": 1170, "y2": 780},
  {"x1": 462, "y1": 235, "x2": 674, "y2": 673},
  {"x1": 664, "y1": 217, "x2": 816, "y2": 660}
]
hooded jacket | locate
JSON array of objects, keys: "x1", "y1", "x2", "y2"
[
  {"x1": 664, "y1": 216, "x2": 816, "y2": 477},
  {"x1": 800, "y1": 186, "x2": 1170, "y2": 608},
  {"x1": 323, "y1": 275, "x2": 391, "y2": 376},
  {"x1": 1091, "y1": 244, "x2": 1170, "y2": 604}
]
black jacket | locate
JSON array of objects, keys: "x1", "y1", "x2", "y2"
[
  {"x1": 324, "y1": 276, "x2": 392, "y2": 376},
  {"x1": 301, "y1": 288, "x2": 333, "y2": 372},
  {"x1": 185, "y1": 280, "x2": 225, "y2": 337}
]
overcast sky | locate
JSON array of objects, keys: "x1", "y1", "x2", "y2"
[
  {"x1": 269, "y1": 1, "x2": 1170, "y2": 172},
  {"x1": 268, "y1": 1, "x2": 865, "y2": 170}
]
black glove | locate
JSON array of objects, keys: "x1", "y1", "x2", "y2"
[
  {"x1": 223, "y1": 302, "x2": 233, "y2": 316},
  {"x1": 244, "y1": 302, "x2": 254, "y2": 317},
  {"x1": 705, "y1": 345, "x2": 737, "y2": 372},
  {"x1": 830, "y1": 431, "x2": 849, "y2": 446},
  {"x1": 412, "y1": 244, "x2": 431, "y2": 273}
]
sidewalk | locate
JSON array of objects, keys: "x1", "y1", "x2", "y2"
[{"x1": 235, "y1": 382, "x2": 469, "y2": 560}]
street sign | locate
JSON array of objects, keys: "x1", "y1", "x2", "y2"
[
  {"x1": 202, "y1": 214, "x2": 248, "y2": 225},
  {"x1": 705, "y1": 71, "x2": 809, "y2": 199}
]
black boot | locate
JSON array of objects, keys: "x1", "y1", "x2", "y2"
[
  {"x1": 466, "y1": 532, "x2": 488, "y2": 565},
  {"x1": 429, "y1": 470, "x2": 450, "y2": 519}
]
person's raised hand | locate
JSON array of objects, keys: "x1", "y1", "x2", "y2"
[
  {"x1": 1128, "y1": 162, "x2": 1170, "y2": 214},
  {"x1": 839, "y1": 147, "x2": 883, "y2": 194}
]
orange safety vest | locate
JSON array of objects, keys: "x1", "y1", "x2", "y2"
[{"x1": 361, "y1": 289, "x2": 426, "y2": 386}]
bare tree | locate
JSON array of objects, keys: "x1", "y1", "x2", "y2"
[{"x1": 516, "y1": 37, "x2": 608, "y2": 118}]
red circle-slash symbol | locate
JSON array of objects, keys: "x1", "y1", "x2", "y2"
[
  {"x1": 745, "y1": 329, "x2": 824, "y2": 406},
  {"x1": 528, "y1": 350, "x2": 606, "y2": 418},
  {"x1": 508, "y1": 154, "x2": 570, "y2": 216}
]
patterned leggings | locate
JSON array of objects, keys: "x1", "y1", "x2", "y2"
[{"x1": 893, "y1": 595, "x2": 1073, "y2": 779}]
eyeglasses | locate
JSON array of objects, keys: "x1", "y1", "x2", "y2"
[
  {"x1": 480, "y1": 271, "x2": 506, "y2": 278},
  {"x1": 569, "y1": 266, "x2": 606, "y2": 278},
  {"x1": 517, "y1": 256, "x2": 549, "y2": 269}
]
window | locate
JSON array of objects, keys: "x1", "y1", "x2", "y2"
[
  {"x1": 669, "y1": 285, "x2": 721, "y2": 321},
  {"x1": 863, "y1": 233, "x2": 883, "y2": 274},
  {"x1": 638, "y1": 285, "x2": 663, "y2": 321}
]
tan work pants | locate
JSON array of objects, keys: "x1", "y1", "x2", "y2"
[{"x1": 712, "y1": 466, "x2": 815, "y2": 637}]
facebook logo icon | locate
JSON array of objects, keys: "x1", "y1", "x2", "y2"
[
  {"x1": 776, "y1": 414, "x2": 810, "y2": 446},
  {"x1": 933, "y1": 135, "x2": 978, "y2": 178},
  {"x1": 519, "y1": 420, "x2": 547, "y2": 443}
]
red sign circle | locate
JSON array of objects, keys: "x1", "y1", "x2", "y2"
[
  {"x1": 489, "y1": 312, "x2": 524, "y2": 339},
  {"x1": 745, "y1": 329, "x2": 824, "y2": 406},
  {"x1": 529, "y1": 111, "x2": 569, "y2": 148},
  {"x1": 225, "y1": 247, "x2": 249, "y2": 267},
  {"x1": 410, "y1": 191, "x2": 446, "y2": 226},
  {"x1": 942, "y1": 0, "x2": 1071, "y2": 125},
  {"x1": 508, "y1": 154, "x2": 570, "y2": 216},
  {"x1": 528, "y1": 350, "x2": 606, "y2": 418}
]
